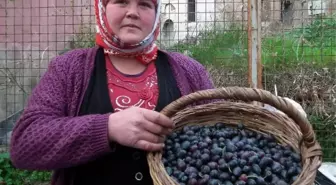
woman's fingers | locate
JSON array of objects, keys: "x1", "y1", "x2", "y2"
[
  {"x1": 141, "y1": 109, "x2": 174, "y2": 129},
  {"x1": 135, "y1": 140, "x2": 165, "y2": 151},
  {"x1": 141, "y1": 119, "x2": 172, "y2": 135},
  {"x1": 138, "y1": 130, "x2": 165, "y2": 144}
]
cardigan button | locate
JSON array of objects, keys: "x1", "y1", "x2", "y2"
[
  {"x1": 135, "y1": 172, "x2": 143, "y2": 181},
  {"x1": 132, "y1": 152, "x2": 141, "y2": 160}
]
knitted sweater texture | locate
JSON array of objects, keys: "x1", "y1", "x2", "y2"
[{"x1": 9, "y1": 46, "x2": 214, "y2": 184}]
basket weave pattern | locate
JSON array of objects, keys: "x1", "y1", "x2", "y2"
[{"x1": 147, "y1": 87, "x2": 323, "y2": 185}]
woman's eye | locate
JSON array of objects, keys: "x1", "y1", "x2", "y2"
[
  {"x1": 115, "y1": 0, "x2": 127, "y2": 4},
  {"x1": 140, "y1": 2, "x2": 153, "y2": 8}
]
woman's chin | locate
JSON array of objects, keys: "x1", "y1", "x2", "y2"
[
  {"x1": 122, "y1": 39, "x2": 142, "y2": 45},
  {"x1": 119, "y1": 35, "x2": 146, "y2": 45}
]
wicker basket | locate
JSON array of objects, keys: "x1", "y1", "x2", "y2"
[{"x1": 147, "y1": 87, "x2": 323, "y2": 185}]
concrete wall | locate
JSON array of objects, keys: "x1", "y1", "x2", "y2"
[
  {"x1": 0, "y1": 0, "x2": 95, "y2": 118},
  {"x1": 0, "y1": 0, "x2": 95, "y2": 57},
  {"x1": 158, "y1": 0, "x2": 336, "y2": 47},
  {"x1": 268, "y1": 0, "x2": 335, "y2": 28},
  {"x1": 158, "y1": 0, "x2": 217, "y2": 48},
  {"x1": 0, "y1": 0, "x2": 95, "y2": 144}
]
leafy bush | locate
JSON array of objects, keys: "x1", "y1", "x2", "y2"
[{"x1": 0, "y1": 153, "x2": 51, "y2": 185}]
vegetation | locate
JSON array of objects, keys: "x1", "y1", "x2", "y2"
[
  {"x1": 171, "y1": 14, "x2": 336, "y2": 68},
  {"x1": 263, "y1": 15, "x2": 336, "y2": 67},
  {"x1": 0, "y1": 153, "x2": 51, "y2": 185}
]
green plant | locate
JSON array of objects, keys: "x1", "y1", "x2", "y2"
[
  {"x1": 0, "y1": 153, "x2": 51, "y2": 185},
  {"x1": 72, "y1": 26, "x2": 96, "y2": 49},
  {"x1": 169, "y1": 14, "x2": 336, "y2": 68},
  {"x1": 309, "y1": 115, "x2": 336, "y2": 162},
  {"x1": 262, "y1": 14, "x2": 336, "y2": 67},
  {"x1": 170, "y1": 24, "x2": 248, "y2": 67}
]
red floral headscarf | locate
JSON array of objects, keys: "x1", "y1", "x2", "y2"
[{"x1": 94, "y1": 0, "x2": 161, "y2": 65}]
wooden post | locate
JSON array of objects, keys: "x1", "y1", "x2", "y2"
[
  {"x1": 247, "y1": 0, "x2": 263, "y2": 89},
  {"x1": 248, "y1": 0, "x2": 263, "y2": 106}
]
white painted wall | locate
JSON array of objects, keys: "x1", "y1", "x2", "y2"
[
  {"x1": 156, "y1": 0, "x2": 335, "y2": 49},
  {"x1": 158, "y1": 0, "x2": 217, "y2": 48}
]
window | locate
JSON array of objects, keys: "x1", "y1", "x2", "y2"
[
  {"x1": 164, "y1": 3, "x2": 176, "y2": 13},
  {"x1": 188, "y1": 0, "x2": 196, "y2": 22},
  {"x1": 281, "y1": 0, "x2": 293, "y2": 23},
  {"x1": 163, "y1": 19, "x2": 174, "y2": 38},
  {"x1": 308, "y1": 0, "x2": 326, "y2": 15}
]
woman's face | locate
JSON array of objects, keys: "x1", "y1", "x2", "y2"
[{"x1": 105, "y1": 0, "x2": 156, "y2": 44}]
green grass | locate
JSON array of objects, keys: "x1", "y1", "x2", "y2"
[
  {"x1": 262, "y1": 15, "x2": 336, "y2": 66},
  {"x1": 310, "y1": 116, "x2": 336, "y2": 162},
  {"x1": 170, "y1": 24, "x2": 248, "y2": 67},
  {"x1": 170, "y1": 14, "x2": 336, "y2": 68},
  {"x1": 262, "y1": 36, "x2": 335, "y2": 65}
]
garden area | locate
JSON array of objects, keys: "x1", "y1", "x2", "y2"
[{"x1": 0, "y1": 13, "x2": 335, "y2": 185}]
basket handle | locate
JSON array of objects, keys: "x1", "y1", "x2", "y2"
[{"x1": 160, "y1": 86, "x2": 317, "y2": 148}]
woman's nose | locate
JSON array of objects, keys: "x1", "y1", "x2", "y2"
[{"x1": 125, "y1": 3, "x2": 140, "y2": 19}]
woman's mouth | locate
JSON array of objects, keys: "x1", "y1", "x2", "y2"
[{"x1": 122, "y1": 24, "x2": 141, "y2": 30}]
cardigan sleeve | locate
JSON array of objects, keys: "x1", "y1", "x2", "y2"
[{"x1": 9, "y1": 51, "x2": 113, "y2": 171}]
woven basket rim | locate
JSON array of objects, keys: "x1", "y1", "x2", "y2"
[{"x1": 147, "y1": 87, "x2": 323, "y2": 185}]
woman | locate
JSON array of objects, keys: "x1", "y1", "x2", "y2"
[
  {"x1": 9, "y1": 0, "x2": 214, "y2": 184},
  {"x1": 9, "y1": 0, "x2": 306, "y2": 184}
]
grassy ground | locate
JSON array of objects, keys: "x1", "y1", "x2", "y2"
[
  {"x1": 171, "y1": 14, "x2": 336, "y2": 68},
  {"x1": 262, "y1": 16, "x2": 336, "y2": 66}
]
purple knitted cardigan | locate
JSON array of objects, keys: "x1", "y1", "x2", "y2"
[{"x1": 9, "y1": 46, "x2": 214, "y2": 184}]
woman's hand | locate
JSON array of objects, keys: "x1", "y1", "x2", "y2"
[{"x1": 108, "y1": 107, "x2": 174, "y2": 151}]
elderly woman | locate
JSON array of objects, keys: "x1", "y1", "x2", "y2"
[
  {"x1": 9, "y1": 0, "x2": 306, "y2": 184},
  {"x1": 9, "y1": 0, "x2": 214, "y2": 184}
]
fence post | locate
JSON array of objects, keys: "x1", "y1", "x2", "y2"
[{"x1": 247, "y1": 0, "x2": 262, "y2": 89}]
